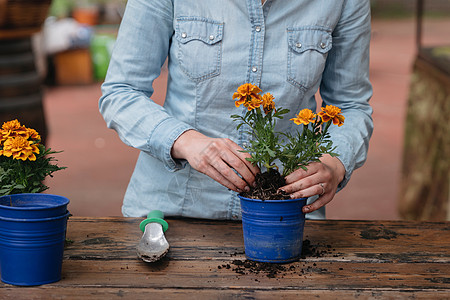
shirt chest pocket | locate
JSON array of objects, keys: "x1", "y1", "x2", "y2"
[
  {"x1": 287, "y1": 27, "x2": 332, "y2": 91},
  {"x1": 176, "y1": 17, "x2": 224, "y2": 82}
]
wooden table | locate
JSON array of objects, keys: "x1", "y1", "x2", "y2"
[{"x1": 1, "y1": 217, "x2": 449, "y2": 299}]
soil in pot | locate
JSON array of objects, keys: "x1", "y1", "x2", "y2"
[{"x1": 240, "y1": 169, "x2": 290, "y2": 200}]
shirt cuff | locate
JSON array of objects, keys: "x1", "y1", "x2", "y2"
[
  {"x1": 331, "y1": 135, "x2": 356, "y2": 192},
  {"x1": 147, "y1": 117, "x2": 195, "y2": 172}
]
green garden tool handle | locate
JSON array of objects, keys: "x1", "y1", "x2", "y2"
[{"x1": 139, "y1": 210, "x2": 169, "y2": 233}]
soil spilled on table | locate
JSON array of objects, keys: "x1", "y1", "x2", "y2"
[
  {"x1": 218, "y1": 239, "x2": 339, "y2": 278},
  {"x1": 360, "y1": 226, "x2": 399, "y2": 240}
]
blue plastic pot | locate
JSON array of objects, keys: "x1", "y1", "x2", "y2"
[
  {"x1": 239, "y1": 195, "x2": 307, "y2": 263},
  {"x1": 0, "y1": 194, "x2": 69, "y2": 219},
  {"x1": 0, "y1": 193, "x2": 70, "y2": 286},
  {"x1": 0, "y1": 212, "x2": 70, "y2": 286}
]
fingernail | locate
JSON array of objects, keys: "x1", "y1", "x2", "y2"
[
  {"x1": 304, "y1": 206, "x2": 310, "y2": 212},
  {"x1": 252, "y1": 182, "x2": 257, "y2": 187},
  {"x1": 244, "y1": 186, "x2": 250, "y2": 192}
]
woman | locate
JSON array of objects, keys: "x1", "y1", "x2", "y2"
[{"x1": 99, "y1": 0, "x2": 373, "y2": 220}]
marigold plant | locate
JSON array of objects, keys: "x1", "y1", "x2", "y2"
[
  {"x1": 231, "y1": 83, "x2": 344, "y2": 177},
  {"x1": 0, "y1": 120, "x2": 65, "y2": 196}
]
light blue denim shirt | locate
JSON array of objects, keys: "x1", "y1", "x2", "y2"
[{"x1": 99, "y1": 0, "x2": 373, "y2": 220}]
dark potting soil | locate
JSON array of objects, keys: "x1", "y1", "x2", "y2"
[
  {"x1": 219, "y1": 239, "x2": 339, "y2": 278},
  {"x1": 360, "y1": 226, "x2": 399, "y2": 240},
  {"x1": 240, "y1": 169, "x2": 290, "y2": 200}
]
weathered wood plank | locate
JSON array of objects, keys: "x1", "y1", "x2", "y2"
[
  {"x1": 1, "y1": 287, "x2": 449, "y2": 300},
  {"x1": 64, "y1": 218, "x2": 450, "y2": 263},
  {"x1": 52, "y1": 259, "x2": 450, "y2": 290},
  {"x1": 0, "y1": 217, "x2": 449, "y2": 298},
  {"x1": 0, "y1": 287, "x2": 449, "y2": 300}
]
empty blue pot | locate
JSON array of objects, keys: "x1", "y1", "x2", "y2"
[
  {"x1": 239, "y1": 195, "x2": 307, "y2": 263},
  {"x1": 0, "y1": 193, "x2": 70, "y2": 286},
  {"x1": 0, "y1": 212, "x2": 70, "y2": 286},
  {"x1": 0, "y1": 193, "x2": 69, "y2": 219}
]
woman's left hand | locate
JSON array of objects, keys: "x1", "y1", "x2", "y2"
[{"x1": 279, "y1": 155, "x2": 346, "y2": 214}]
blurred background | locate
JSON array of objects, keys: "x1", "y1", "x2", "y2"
[{"x1": 0, "y1": 0, "x2": 449, "y2": 220}]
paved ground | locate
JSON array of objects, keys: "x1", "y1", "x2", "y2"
[{"x1": 43, "y1": 18, "x2": 450, "y2": 219}]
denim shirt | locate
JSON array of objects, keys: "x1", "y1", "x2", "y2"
[{"x1": 99, "y1": 0, "x2": 373, "y2": 220}]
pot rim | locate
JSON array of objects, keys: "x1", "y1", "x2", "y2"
[
  {"x1": 0, "y1": 211, "x2": 70, "y2": 222},
  {"x1": 0, "y1": 193, "x2": 69, "y2": 211},
  {"x1": 237, "y1": 194, "x2": 307, "y2": 203}
]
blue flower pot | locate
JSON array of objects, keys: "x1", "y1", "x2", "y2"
[
  {"x1": 0, "y1": 194, "x2": 70, "y2": 286},
  {"x1": 239, "y1": 195, "x2": 307, "y2": 263},
  {"x1": 0, "y1": 193, "x2": 69, "y2": 219}
]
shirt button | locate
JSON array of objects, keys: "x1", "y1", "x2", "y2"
[
  {"x1": 252, "y1": 66, "x2": 257, "y2": 72},
  {"x1": 320, "y1": 42, "x2": 326, "y2": 49},
  {"x1": 181, "y1": 32, "x2": 187, "y2": 38},
  {"x1": 255, "y1": 26, "x2": 261, "y2": 32},
  {"x1": 209, "y1": 35, "x2": 215, "y2": 40},
  {"x1": 295, "y1": 42, "x2": 302, "y2": 48}
]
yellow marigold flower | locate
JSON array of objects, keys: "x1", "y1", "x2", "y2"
[
  {"x1": 233, "y1": 83, "x2": 263, "y2": 109},
  {"x1": 290, "y1": 109, "x2": 316, "y2": 125},
  {"x1": 1, "y1": 136, "x2": 40, "y2": 161},
  {"x1": 0, "y1": 119, "x2": 29, "y2": 141},
  {"x1": 261, "y1": 93, "x2": 275, "y2": 114},
  {"x1": 27, "y1": 128, "x2": 41, "y2": 141},
  {"x1": 318, "y1": 105, "x2": 345, "y2": 127},
  {"x1": 1, "y1": 119, "x2": 22, "y2": 131}
]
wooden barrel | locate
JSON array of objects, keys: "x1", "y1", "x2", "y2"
[
  {"x1": 399, "y1": 54, "x2": 450, "y2": 221},
  {"x1": 0, "y1": 37, "x2": 47, "y2": 143}
]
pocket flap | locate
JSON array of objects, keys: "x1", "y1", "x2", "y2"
[
  {"x1": 176, "y1": 17, "x2": 224, "y2": 45},
  {"x1": 287, "y1": 27, "x2": 332, "y2": 54}
]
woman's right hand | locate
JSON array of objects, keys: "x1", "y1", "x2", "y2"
[{"x1": 171, "y1": 130, "x2": 259, "y2": 192}]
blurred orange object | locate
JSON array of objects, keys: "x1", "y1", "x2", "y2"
[
  {"x1": 54, "y1": 49, "x2": 93, "y2": 85},
  {"x1": 72, "y1": 7, "x2": 99, "y2": 26}
]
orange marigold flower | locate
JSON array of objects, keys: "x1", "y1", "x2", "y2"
[
  {"x1": 0, "y1": 119, "x2": 29, "y2": 141},
  {"x1": 233, "y1": 83, "x2": 263, "y2": 110},
  {"x1": 1, "y1": 136, "x2": 40, "y2": 161},
  {"x1": 261, "y1": 93, "x2": 275, "y2": 114},
  {"x1": 290, "y1": 109, "x2": 316, "y2": 126},
  {"x1": 244, "y1": 95, "x2": 263, "y2": 111},
  {"x1": 318, "y1": 105, "x2": 345, "y2": 127}
]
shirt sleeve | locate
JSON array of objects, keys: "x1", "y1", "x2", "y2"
[
  {"x1": 319, "y1": 0, "x2": 374, "y2": 190},
  {"x1": 99, "y1": 0, "x2": 194, "y2": 172}
]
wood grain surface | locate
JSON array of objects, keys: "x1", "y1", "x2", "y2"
[{"x1": 1, "y1": 217, "x2": 449, "y2": 299}]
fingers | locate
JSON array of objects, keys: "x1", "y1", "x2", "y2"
[
  {"x1": 302, "y1": 192, "x2": 333, "y2": 214},
  {"x1": 280, "y1": 158, "x2": 344, "y2": 214},
  {"x1": 199, "y1": 139, "x2": 259, "y2": 190},
  {"x1": 282, "y1": 164, "x2": 331, "y2": 199},
  {"x1": 226, "y1": 140, "x2": 260, "y2": 177},
  {"x1": 173, "y1": 131, "x2": 259, "y2": 192},
  {"x1": 199, "y1": 156, "x2": 245, "y2": 192}
]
